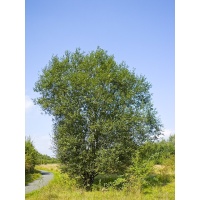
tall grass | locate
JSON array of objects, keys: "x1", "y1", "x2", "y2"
[{"x1": 25, "y1": 160, "x2": 174, "y2": 200}]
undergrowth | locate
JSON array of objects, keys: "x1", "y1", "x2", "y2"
[{"x1": 25, "y1": 158, "x2": 175, "y2": 200}]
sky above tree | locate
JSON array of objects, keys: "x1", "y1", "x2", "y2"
[{"x1": 25, "y1": 0, "x2": 174, "y2": 156}]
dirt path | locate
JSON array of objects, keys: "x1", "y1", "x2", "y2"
[{"x1": 25, "y1": 170, "x2": 54, "y2": 194}]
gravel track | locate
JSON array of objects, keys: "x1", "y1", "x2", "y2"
[{"x1": 25, "y1": 170, "x2": 54, "y2": 194}]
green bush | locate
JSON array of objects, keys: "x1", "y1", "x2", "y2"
[
  {"x1": 25, "y1": 136, "x2": 39, "y2": 174},
  {"x1": 125, "y1": 150, "x2": 154, "y2": 192},
  {"x1": 124, "y1": 135, "x2": 175, "y2": 192},
  {"x1": 138, "y1": 134, "x2": 175, "y2": 165}
]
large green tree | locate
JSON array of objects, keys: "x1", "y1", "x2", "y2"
[{"x1": 34, "y1": 47, "x2": 162, "y2": 190}]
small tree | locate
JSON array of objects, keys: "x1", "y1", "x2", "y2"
[
  {"x1": 126, "y1": 150, "x2": 154, "y2": 193},
  {"x1": 34, "y1": 47, "x2": 162, "y2": 190}
]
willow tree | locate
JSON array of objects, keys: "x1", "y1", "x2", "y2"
[{"x1": 34, "y1": 47, "x2": 162, "y2": 190}]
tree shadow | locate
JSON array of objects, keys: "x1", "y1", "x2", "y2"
[{"x1": 39, "y1": 170, "x2": 51, "y2": 175}]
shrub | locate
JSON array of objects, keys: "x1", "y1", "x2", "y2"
[
  {"x1": 125, "y1": 150, "x2": 154, "y2": 192},
  {"x1": 25, "y1": 136, "x2": 39, "y2": 174}
]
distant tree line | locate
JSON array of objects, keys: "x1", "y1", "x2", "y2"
[
  {"x1": 36, "y1": 152, "x2": 58, "y2": 165},
  {"x1": 25, "y1": 136, "x2": 58, "y2": 175}
]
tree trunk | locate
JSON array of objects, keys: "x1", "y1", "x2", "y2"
[{"x1": 82, "y1": 172, "x2": 96, "y2": 191}]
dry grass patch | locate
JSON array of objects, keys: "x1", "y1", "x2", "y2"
[{"x1": 35, "y1": 163, "x2": 60, "y2": 172}]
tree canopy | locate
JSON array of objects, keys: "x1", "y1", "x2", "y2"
[{"x1": 34, "y1": 47, "x2": 162, "y2": 190}]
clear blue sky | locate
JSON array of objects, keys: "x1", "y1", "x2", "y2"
[{"x1": 25, "y1": 0, "x2": 174, "y2": 156}]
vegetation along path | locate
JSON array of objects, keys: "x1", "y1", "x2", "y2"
[{"x1": 25, "y1": 170, "x2": 54, "y2": 194}]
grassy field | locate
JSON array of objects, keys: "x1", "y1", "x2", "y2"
[{"x1": 25, "y1": 159, "x2": 175, "y2": 200}]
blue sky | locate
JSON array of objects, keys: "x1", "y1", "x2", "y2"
[{"x1": 25, "y1": 0, "x2": 175, "y2": 156}]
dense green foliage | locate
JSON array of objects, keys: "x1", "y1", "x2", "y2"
[
  {"x1": 25, "y1": 136, "x2": 42, "y2": 185},
  {"x1": 33, "y1": 47, "x2": 163, "y2": 190},
  {"x1": 36, "y1": 153, "x2": 58, "y2": 165},
  {"x1": 138, "y1": 134, "x2": 175, "y2": 164},
  {"x1": 25, "y1": 136, "x2": 38, "y2": 174},
  {"x1": 125, "y1": 135, "x2": 175, "y2": 192}
]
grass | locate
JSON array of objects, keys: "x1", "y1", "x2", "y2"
[
  {"x1": 35, "y1": 163, "x2": 60, "y2": 172},
  {"x1": 25, "y1": 169, "x2": 42, "y2": 186},
  {"x1": 25, "y1": 159, "x2": 175, "y2": 200}
]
